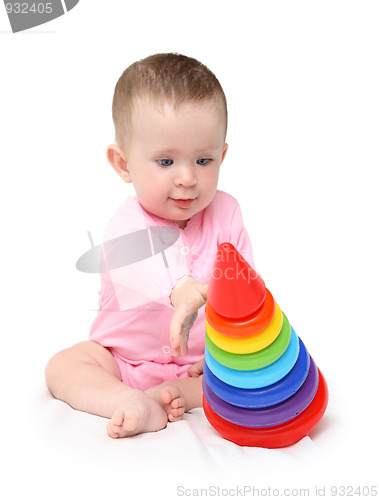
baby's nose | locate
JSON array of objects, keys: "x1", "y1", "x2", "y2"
[{"x1": 175, "y1": 165, "x2": 197, "y2": 186}]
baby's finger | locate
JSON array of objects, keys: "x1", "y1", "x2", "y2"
[
  {"x1": 170, "y1": 310, "x2": 186, "y2": 356},
  {"x1": 188, "y1": 359, "x2": 204, "y2": 377},
  {"x1": 180, "y1": 328, "x2": 189, "y2": 356},
  {"x1": 169, "y1": 323, "x2": 180, "y2": 356},
  {"x1": 187, "y1": 311, "x2": 198, "y2": 328}
]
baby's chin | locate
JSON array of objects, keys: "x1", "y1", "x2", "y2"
[{"x1": 140, "y1": 197, "x2": 206, "y2": 225}]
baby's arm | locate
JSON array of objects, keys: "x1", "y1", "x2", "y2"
[{"x1": 169, "y1": 276, "x2": 208, "y2": 356}]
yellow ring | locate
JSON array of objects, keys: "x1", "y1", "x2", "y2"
[{"x1": 205, "y1": 303, "x2": 283, "y2": 354}]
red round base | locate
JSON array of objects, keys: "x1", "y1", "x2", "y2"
[{"x1": 203, "y1": 369, "x2": 328, "y2": 448}]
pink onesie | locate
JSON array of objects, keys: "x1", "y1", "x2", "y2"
[{"x1": 88, "y1": 190, "x2": 254, "y2": 390}]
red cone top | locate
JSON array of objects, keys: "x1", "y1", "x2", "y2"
[{"x1": 207, "y1": 243, "x2": 266, "y2": 320}]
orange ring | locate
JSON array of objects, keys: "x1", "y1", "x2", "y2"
[{"x1": 205, "y1": 288, "x2": 276, "y2": 338}]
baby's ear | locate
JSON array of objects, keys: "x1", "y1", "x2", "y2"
[
  {"x1": 106, "y1": 145, "x2": 132, "y2": 183},
  {"x1": 221, "y1": 143, "x2": 229, "y2": 162}
]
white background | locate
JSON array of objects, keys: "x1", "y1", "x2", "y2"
[{"x1": 1, "y1": 1, "x2": 378, "y2": 498}]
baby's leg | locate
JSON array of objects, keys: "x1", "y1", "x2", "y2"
[{"x1": 45, "y1": 341, "x2": 172, "y2": 437}]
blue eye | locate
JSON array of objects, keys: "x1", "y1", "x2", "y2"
[
  {"x1": 197, "y1": 158, "x2": 211, "y2": 166},
  {"x1": 158, "y1": 159, "x2": 173, "y2": 167}
]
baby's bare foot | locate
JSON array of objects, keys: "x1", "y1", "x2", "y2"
[
  {"x1": 106, "y1": 390, "x2": 168, "y2": 439},
  {"x1": 145, "y1": 383, "x2": 185, "y2": 423}
]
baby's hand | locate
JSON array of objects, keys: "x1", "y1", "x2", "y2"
[
  {"x1": 188, "y1": 359, "x2": 204, "y2": 377},
  {"x1": 169, "y1": 276, "x2": 208, "y2": 357}
]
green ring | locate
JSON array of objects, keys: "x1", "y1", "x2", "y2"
[{"x1": 205, "y1": 312, "x2": 291, "y2": 371}]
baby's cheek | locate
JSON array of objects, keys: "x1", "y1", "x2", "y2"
[{"x1": 141, "y1": 189, "x2": 162, "y2": 211}]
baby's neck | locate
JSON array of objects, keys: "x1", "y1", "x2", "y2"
[{"x1": 173, "y1": 219, "x2": 189, "y2": 229}]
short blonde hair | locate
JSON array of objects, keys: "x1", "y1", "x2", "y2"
[{"x1": 112, "y1": 53, "x2": 227, "y2": 148}]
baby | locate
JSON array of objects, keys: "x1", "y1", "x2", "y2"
[{"x1": 45, "y1": 53, "x2": 254, "y2": 438}]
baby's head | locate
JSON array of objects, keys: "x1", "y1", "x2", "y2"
[{"x1": 107, "y1": 53, "x2": 228, "y2": 228}]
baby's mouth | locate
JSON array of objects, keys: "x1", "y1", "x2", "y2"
[{"x1": 170, "y1": 198, "x2": 196, "y2": 208}]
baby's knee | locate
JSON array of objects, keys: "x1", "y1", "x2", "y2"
[
  {"x1": 46, "y1": 341, "x2": 109, "y2": 371},
  {"x1": 45, "y1": 345, "x2": 77, "y2": 386},
  {"x1": 45, "y1": 342, "x2": 88, "y2": 383}
]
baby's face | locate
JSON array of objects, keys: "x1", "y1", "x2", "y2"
[{"x1": 122, "y1": 99, "x2": 227, "y2": 228}]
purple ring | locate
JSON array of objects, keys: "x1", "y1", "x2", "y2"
[{"x1": 203, "y1": 356, "x2": 319, "y2": 428}]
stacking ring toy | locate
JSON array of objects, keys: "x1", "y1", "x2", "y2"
[
  {"x1": 205, "y1": 312, "x2": 291, "y2": 371},
  {"x1": 203, "y1": 337, "x2": 310, "y2": 408},
  {"x1": 203, "y1": 369, "x2": 328, "y2": 448},
  {"x1": 205, "y1": 288, "x2": 276, "y2": 337},
  {"x1": 203, "y1": 356, "x2": 318, "y2": 428},
  {"x1": 205, "y1": 327, "x2": 299, "y2": 389},
  {"x1": 206, "y1": 303, "x2": 283, "y2": 354},
  {"x1": 202, "y1": 243, "x2": 328, "y2": 447}
]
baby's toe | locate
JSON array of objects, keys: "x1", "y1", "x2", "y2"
[
  {"x1": 122, "y1": 413, "x2": 139, "y2": 432},
  {"x1": 168, "y1": 411, "x2": 184, "y2": 423},
  {"x1": 107, "y1": 411, "x2": 124, "y2": 438},
  {"x1": 111, "y1": 409, "x2": 124, "y2": 426},
  {"x1": 107, "y1": 423, "x2": 120, "y2": 439},
  {"x1": 170, "y1": 405, "x2": 185, "y2": 418},
  {"x1": 170, "y1": 396, "x2": 185, "y2": 410},
  {"x1": 107, "y1": 408, "x2": 139, "y2": 438},
  {"x1": 160, "y1": 386, "x2": 180, "y2": 406},
  {"x1": 159, "y1": 386, "x2": 185, "y2": 421},
  {"x1": 169, "y1": 397, "x2": 185, "y2": 422}
]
